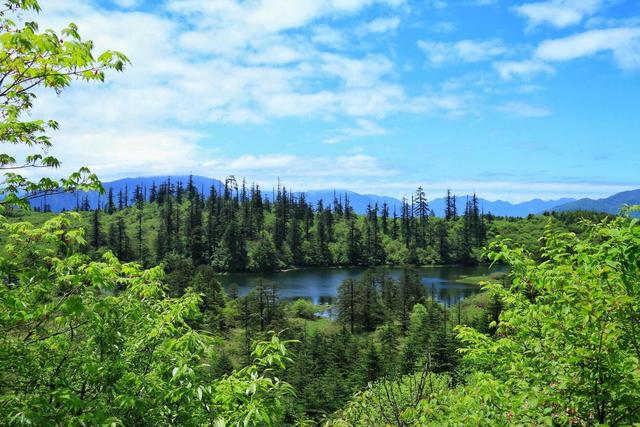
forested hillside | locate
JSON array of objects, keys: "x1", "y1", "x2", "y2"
[
  {"x1": 30, "y1": 174, "x2": 578, "y2": 217},
  {"x1": 5, "y1": 205, "x2": 639, "y2": 425},
  {"x1": 328, "y1": 211, "x2": 640, "y2": 425},
  {"x1": 553, "y1": 189, "x2": 640, "y2": 215},
  {"x1": 1, "y1": 2, "x2": 639, "y2": 426},
  {"x1": 17, "y1": 175, "x2": 610, "y2": 275}
]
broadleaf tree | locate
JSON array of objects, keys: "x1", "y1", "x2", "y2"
[
  {"x1": 0, "y1": 2, "x2": 296, "y2": 425},
  {"x1": 0, "y1": 0, "x2": 128, "y2": 212}
]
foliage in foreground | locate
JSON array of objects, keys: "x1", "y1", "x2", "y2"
[
  {"x1": 330, "y1": 212, "x2": 640, "y2": 426},
  {"x1": 0, "y1": 0, "x2": 128, "y2": 212},
  {"x1": 0, "y1": 213, "x2": 294, "y2": 425}
]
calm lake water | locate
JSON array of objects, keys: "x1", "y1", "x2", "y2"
[{"x1": 216, "y1": 265, "x2": 506, "y2": 306}]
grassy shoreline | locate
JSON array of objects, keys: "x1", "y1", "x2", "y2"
[{"x1": 455, "y1": 272, "x2": 509, "y2": 285}]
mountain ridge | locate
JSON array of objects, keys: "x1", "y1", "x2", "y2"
[
  {"x1": 551, "y1": 189, "x2": 640, "y2": 214},
  {"x1": 35, "y1": 174, "x2": 640, "y2": 218}
]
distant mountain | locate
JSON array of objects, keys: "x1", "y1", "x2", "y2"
[
  {"x1": 301, "y1": 190, "x2": 404, "y2": 214},
  {"x1": 426, "y1": 197, "x2": 576, "y2": 217},
  {"x1": 31, "y1": 176, "x2": 223, "y2": 212},
  {"x1": 552, "y1": 189, "x2": 640, "y2": 214},
  {"x1": 31, "y1": 174, "x2": 577, "y2": 217},
  {"x1": 303, "y1": 190, "x2": 574, "y2": 217}
]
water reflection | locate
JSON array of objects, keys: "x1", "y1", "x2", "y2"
[{"x1": 216, "y1": 265, "x2": 506, "y2": 306}]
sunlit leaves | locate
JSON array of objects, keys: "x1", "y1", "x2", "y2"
[
  {"x1": 0, "y1": 214, "x2": 295, "y2": 425},
  {"x1": 0, "y1": 0, "x2": 129, "y2": 212},
  {"x1": 456, "y1": 213, "x2": 640, "y2": 425},
  {"x1": 330, "y1": 213, "x2": 640, "y2": 425}
]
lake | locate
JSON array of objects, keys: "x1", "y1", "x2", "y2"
[{"x1": 216, "y1": 265, "x2": 506, "y2": 306}]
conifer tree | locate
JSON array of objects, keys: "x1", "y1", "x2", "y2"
[
  {"x1": 400, "y1": 303, "x2": 431, "y2": 374},
  {"x1": 379, "y1": 322, "x2": 400, "y2": 376},
  {"x1": 445, "y1": 189, "x2": 457, "y2": 220},
  {"x1": 414, "y1": 186, "x2": 429, "y2": 246},
  {"x1": 364, "y1": 204, "x2": 384, "y2": 265},
  {"x1": 361, "y1": 343, "x2": 382, "y2": 384},
  {"x1": 398, "y1": 270, "x2": 425, "y2": 331},
  {"x1": 117, "y1": 190, "x2": 125, "y2": 210},
  {"x1": 438, "y1": 220, "x2": 450, "y2": 263},
  {"x1": 91, "y1": 208, "x2": 103, "y2": 250},
  {"x1": 106, "y1": 187, "x2": 116, "y2": 214},
  {"x1": 356, "y1": 272, "x2": 383, "y2": 332},
  {"x1": 392, "y1": 207, "x2": 399, "y2": 240},
  {"x1": 80, "y1": 195, "x2": 90, "y2": 211},
  {"x1": 314, "y1": 200, "x2": 331, "y2": 264},
  {"x1": 288, "y1": 214, "x2": 303, "y2": 266},
  {"x1": 346, "y1": 217, "x2": 362, "y2": 265},
  {"x1": 338, "y1": 279, "x2": 357, "y2": 333},
  {"x1": 381, "y1": 202, "x2": 389, "y2": 235},
  {"x1": 149, "y1": 181, "x2": 158, "y2": 203}
]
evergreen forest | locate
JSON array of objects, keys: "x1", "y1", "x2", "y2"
[{"x1": 1, "y1": 2, "x2": 640, "y2": 426}]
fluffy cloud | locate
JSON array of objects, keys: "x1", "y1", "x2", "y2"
[
  {"x1": 204, "y1": 155, "x2": 298, "y2": 171},
  {"x1": 514, "y1": 0, "x2": 606, "y2": 29},
  {"x1": 168, "y1": 0, "x2": 405, "y2": 53},
  {"x1": 499, "y1": 101, "x2": 551, "y2": 118},
  {"x1": 467, "y1": 0, "x2": 496, "y2": 5},
  {"x1": 16, "y1": 0, "x2": 434, "y2": 187},
  {"x1": 427, "y1": 1, "x2": 448, "y2": 9},
  {"x1": 493, "y1": 26, "x2": 640, "y2": 80},
  {"x1": 418, "y1": 39, "x2": 506, "y2": 65},
  {"x1": 493, "y1": 59, "x2": 555, "y2": 80},
  {"x1": 34, "y1": 0, "x2": 425, "y2": 129},
  {"x1": 8, "y1": 0, "x2": 633, "y2": 204},
  {"x1": 312, "y1": 25, "x2": 347, "y2": 47},
  {"x1": 431, "y1": 21, "x2": 456, "y2": 33},
  {"x1": 324, "y1": 119, "x2": 387, "y2": 144},
  {"x1": 11, "y1": 126, "x2": 398, "y2": 184},
  {"x1": 10, "y1": 126, "x2": 206, "y2": 181},
  {"x1": 202, "y1": 153, "x2": 396, "y2": 180},
  {"x1": 361, "y1": 17, "x2": 401, "y2": 33},
  {"x1": 371, "y1": 177, "x2": 632, "y2": 200},
  {"x1": 535, "y1": 27, "x2": 640, "y2": 70},
  {"x1": 112, "y1": 0, "x2": 142, "y2": 8}
]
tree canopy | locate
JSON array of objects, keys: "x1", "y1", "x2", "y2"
[
  {"x1": 330, "y1": 211, "x2": 640, "y2": 425},
  {"x1": 0, "y1": 3, "x2": 296, "y2": 425},
  {"x1": 0, "y1": 0, "x2": 128, "y2": 212}
]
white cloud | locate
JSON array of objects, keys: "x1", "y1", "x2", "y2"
[
  {"x1": 535, "y1": 27, "x2": 640, "y2": 70},
  {"x1": 324, "y1": 119, "x2": 387, "y2": 144},
  {"x1": 204, "y1": 155, "x2": 298, "y2": 170},
  {"x1": 426, "y1": 1, "x2": 448, "y2": 9},
  {"x1": 112, "y1": 0, "x2": 142, "y2": 8},
  {"x1": 312, "y1": 25, "x2": 346, "y2": 47},
  {"x1": 168, "y1": 0, "x2": 405, "y2": 53},
  {"x1": 466, "y1": 0, "x2": 496, "y2": 5},
  {"x1": 499, "y1": 101, "x2": 551, "y2": 118},
  {"x1": 202, "y1": 153, "x2": 396, "y2": 179},
  {"x1": 432, "y1": 21, "x2": 456, "y2": 34},
  {"x1": 11, "y1": 127, "x2": 206, "y2": 182},
  {"x1": 319, "y1": 53, "x2": 394, "y2": 88},
  {"x1": 418, "y1": 39, "x2": 506, "y2": 65},
  {"x1": 10, "y1": 125, "x2": 397, "y2": 183},
  {"x1": 493, "y1": 26, "x2": 640, "y2": 82},
  {"x1": 493, "y1": 59, "x2": 555, "y2": 79},
  {"x1": 19, "y1": 0, "x2": 442, "y2": 185},
  {"x1": 585, "y1": 15, "x2": 640, "y2": 30},
  {"x1": 357, "y1": 179, "x2": 636, "y2": 203},
  {"x1": 416, "y1": 93, "x2": 471, "y2": 117},
  {"x1": 514, "y1": 0, "x2": 606, "y2": 29},
  {"x1": 361, "y1": 17, "x2": 400, "y2": 33},
  {"x1": 31, "y1": 0, "x2": 427, "y2": 130},
  {"x1": 245, "y1": 45, "x2": 307, "y2": 65}
]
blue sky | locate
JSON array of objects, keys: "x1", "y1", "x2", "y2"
[{"x1": 27, "y1": 0, "x2": 640, "y2": 202}]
